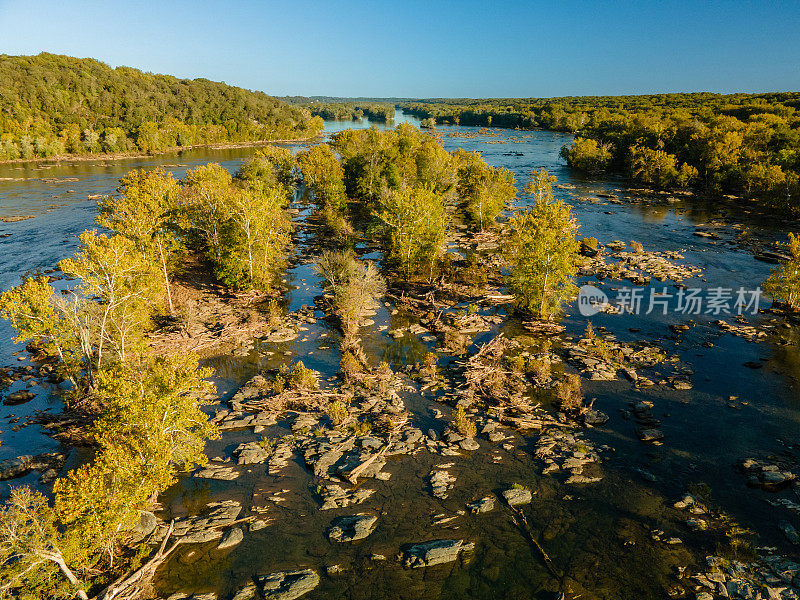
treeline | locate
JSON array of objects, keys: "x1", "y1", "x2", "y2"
[
  {"x1": 401, "y1": 93, "x2": 800, "y2": 213},
  {"x1": 0, "y1": 53, "x2": 323, "y2": 160},
  {"x1": 0, "y1": 149, "x2": 299, "y2": 597},
  {"x1": 294, "y1": 101, "x2": 395, "y2": 123}
]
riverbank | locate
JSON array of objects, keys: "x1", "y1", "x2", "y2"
[{"x1": 0, "y1": 134, "x2": 324, "y2": 167}]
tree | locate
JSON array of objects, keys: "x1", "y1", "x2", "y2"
[
  {"x1": 0, "y1": 277, "x2": 85, "y2": 390},
  {"x1": 58, "y1": 230, "x2": 160, "y2": 368},
  {"x1": 503, "y1": 168, "x2": 579, "y2": 318},
  {"x1": 763, "y1": 232, "x2": 800, "y2": 309},
  {"x1": 379, "y1": 185, "x2": 448, "y2": 279},
  {"x1": 315, "y1": 250, "x2": 386, "y2": 348},
  {"x1": 218, "y1": 185, "x2": 291, "y2": 290},
  {"x1": 97, "y1": 168, "x2": 183, "y2": 313},
  {"x1": 454, "y1": 150, "x2": 517, "y2": 230},
  {"x1": 54, "y1": 354, "x2": 217, "y2": 567},
  {"x1": 182, "y1": 163, "x2": 236, "y2": 266},
  {"x1": 237, "y1": 145, "x2": 297, "y2": 198},
  {"x1": 560, "y1": 137, "x2": 614, "y2": 173},
  {"x1": 297, "y1": 144, "x2": 347, "y2": 213},
  {"x1": 0, "y1": 487, "x2": 87, "y2": 600}
]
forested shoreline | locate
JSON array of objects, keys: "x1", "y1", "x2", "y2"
[
  {"x1": 0, "y1": 54, "x2": 323, "y2": 161},
  {"x1": 400, "y1": 93, "x2": 800, "y2": 214}
]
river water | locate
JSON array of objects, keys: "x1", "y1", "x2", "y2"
[{"x1": 0, "y1": 111, "x2": 798, "y2": 599}]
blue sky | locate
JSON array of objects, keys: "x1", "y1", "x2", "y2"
[{"x1": 1, "y1": 0, "x2": 798, "y2": 98}]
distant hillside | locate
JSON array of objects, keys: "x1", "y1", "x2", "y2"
[{"x1": 0, "y1": 53, "x2": 323, "y2": 160}]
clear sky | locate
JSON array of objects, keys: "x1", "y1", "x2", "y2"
[{"x1": 1, "y1": 0, "x2": 798, "y2": 98}]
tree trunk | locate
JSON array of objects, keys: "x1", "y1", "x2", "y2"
[{"x1": 157, "y1": 237, "x2": 173, "y2": 315}]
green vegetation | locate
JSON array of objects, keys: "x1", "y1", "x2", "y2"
[
  {"x1": 503, "y1": 168, "x2": 579, "y2": 318},
  {"x1": 182, "y1": 152, "x2": 293, "y2": 291},
  {"x1": 379, "y1": 185, "x2": 448, "y2": 279},
  {"x1": 452, "y1": 405, "x2": 476, "y2": 438},
  {"x1": 0, "y1": 53, "x2": 323, "y2": 160},
  {"x1": 402, "y1": 93, "x2": 800, "y2": 213},
  {"x1": 282, "y1": 99, "x2": 394, "y2": 123},
  {"x1": 453, "y1": 149, "x2": 517, "y2": 230},
  {"x1": 763, "y1": 232, "x2": 800, "y2": 309},
  {"x1": 0, "y1": 163, "x2": 225, "y2": 596},
  {"x1": 315, "y1": 250, "x2": 386, "y2": 347}
]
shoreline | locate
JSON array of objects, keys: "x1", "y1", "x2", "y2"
[{"x1": 0, "y1": 133, "x2": 325, "y2": 167}]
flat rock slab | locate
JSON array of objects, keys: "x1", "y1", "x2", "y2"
[
  {"x1": 217, "y1": 527, "x2": 244, "y2": 550},
  {"x1": 257, "y1": 569, "x2": 320, "y2": 600},
  {"x1": 403, "y1": 539, "x2": 475, "y2": 568},
  {"x1": 328, "y1": 514, "x2": 378, "y2": 542},
  {"x1": 502, "y1": 488, "x2": 532, "y2": 506}
]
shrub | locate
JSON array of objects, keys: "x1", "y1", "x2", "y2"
[
  {"x1": 556, "y1": 373, "x2": 583, "y2": 411},
  {"x1": 326, "y1": 400, "x2": 349, "y2": 426},
  {"x1": 452, "y1": 405, "x2": 476, "y2": 438},
  {"x1": 288, "y1": 361, "x2": 318, "y2": 390}
]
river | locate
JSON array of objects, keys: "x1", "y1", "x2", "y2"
[{"x1": 0, "y1": 110, "x2": 798, "y2": 599}]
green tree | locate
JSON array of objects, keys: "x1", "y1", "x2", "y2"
[
  {"x1": 454, "y1": 150, "x2": 517, "y2": 230},
  {"x1": 763, "y1": 232, "x2": 800, "y2": 309},
  {"x1": 560, "y1": 137, "x2": 614, "y2": 173},
  {"x1": 54, "y1": 354, "x2": 216, "y2": 566},
  {"x1": 0, "y1": 277, "x2": 86, "y2": 390},
  {"x1": 297, "y1": 144, "x2": 347, "y2": 213},
  {"x1": 218, "y1": 185, "x2": 291, "y2": 290},
  {"x1": 503, "y1": 168, "x2": 579, "y2": 318},
  {"x1": 0, "y1": 487, "x2": 87, "y2": 600},
  {"x1": 58, "y1": 231, "x2": 160, "y2": 368},
  {"x1": 97, "y1": 168, "x2": 183, "y2": 313},
  {"x1": 182, "y1": 163, "x2": 236, "y2": 266},
  {"x1": 379, "y1": 185, "x2": 448, "y2": 279}
]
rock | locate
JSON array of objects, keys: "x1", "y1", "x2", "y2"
[
  {"x1": 257, "y1": 569, "x2": 320, "y2": 600},
  {"x1": 217, "y1": 527, "x2": 244, "y2": 550},
  {"x1": 403, "y1": 539, "x2": 474, "y2": 568},
  {"x1": 459, "y1": 438, "x2": 480, "y2": 451},
  {"x1": 4, "y1": 390, "x2": 35, "y2": 405},
  {"x1": 582, "y1": 409, "x2": 609, "y2": 426},
  {"x1": 231, "y1": 585, "x2": 257, "y2": 600},
  {"x1": 502, "y1": 487, "x2": 532, "y2": 506},
  {"x1": 250, "y1": 519, "x2": 270, "y2": 532},
  {"x1": 195, "y1": 463, "x2": 239, "y2": 480},
  {"x1": 0, "y1": 456, "x2": 32, "y2": 480},
  {"x1": 327, "y1": 514, "x2": 378, "y2": 542},
  {"x1": 429, "y1": 468, "x2": 456, "y2": 499},
  {"x1": 234, "y1": 441, "x2": 271, "y2": 465},
  {"x1": 318, "y1": 484, "x2": 375, "y2": 510},
  {"x1": 580, "y1": 237, "x2": 599, "y2": 257},
  {"x1": 638, "y1": 428, "x2": 664, "y2": 442},
  {"x1": 467, "y1": 497, "x2": 495, "y2": 514},
  {"x1": 129, "y1": 510, "x2": 158, "y2": 542},
  {"x1": 779, "y1": 520, "x2": 800, "y2": 544}
]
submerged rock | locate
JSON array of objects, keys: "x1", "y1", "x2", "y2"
[
  {"x1": 257, "y1": 569, "x2": 320, "y2": 600},
  {"x1": 4, "y1": 390, "x2": 35, "y2": 405},
  {"x1": 403, "y1": 539, "x2": 474, "y2": 568},
  {"x1": 327, "y1": 514, "x2": 378, "y2": 542}
]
